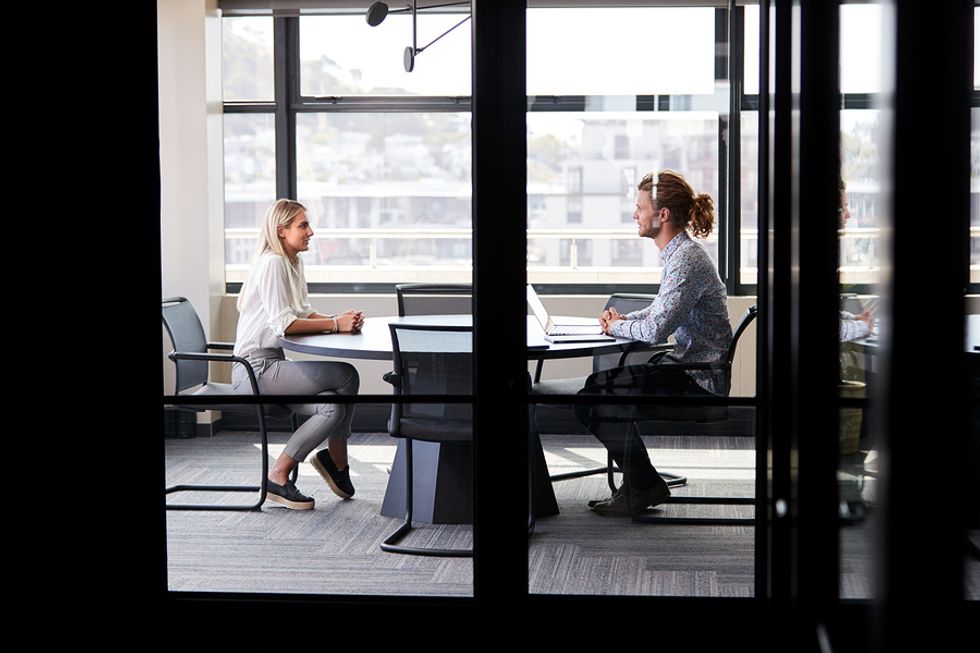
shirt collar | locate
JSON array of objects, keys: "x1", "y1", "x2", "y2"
[{"x1": 660, "y1": 230, "x2": 689, "y2": 265}]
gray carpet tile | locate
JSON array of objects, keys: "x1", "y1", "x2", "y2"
[
  {"x1": 165, "y1": 429, "x2": 899, "y2": 598},
  {"x1": 531, "y1": 433, "x2": 756, "y2": 596},
  {"x1": 166, "y1": 432, "x2": 473, "y2": 596}
]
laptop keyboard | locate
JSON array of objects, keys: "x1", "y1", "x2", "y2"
[{"x1": 550, "y1": 325, "x2": 602, "y2": 335}]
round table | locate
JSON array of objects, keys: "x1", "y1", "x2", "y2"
[
  {"x1": 280, "y1": 315, "x2": 657, "y2": 524},
  {"x1": 280, "y1": 314, "x2": 645, "y2": 361}
]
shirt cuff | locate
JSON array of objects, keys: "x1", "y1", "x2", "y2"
[{"x1": 609, "y1": 320, "x2": 631, "y2": 339}]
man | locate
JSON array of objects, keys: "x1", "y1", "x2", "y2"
[
  {"x1": 581, "y1": 170, "x2": 733, "y2": 516},
  {"x1": 838, "y1": 177, "x2": 875, "y2": 341}
]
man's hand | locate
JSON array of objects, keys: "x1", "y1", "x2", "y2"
[{"x1": 600, "y1": 307, "x2": 625, "y2": 335}]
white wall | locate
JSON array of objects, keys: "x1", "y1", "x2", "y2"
[{"x1": 159, "y1": 0, "x2": 224, "y2": 405}]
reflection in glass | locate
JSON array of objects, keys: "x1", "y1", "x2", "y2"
[
  {"x1": 840, "y1": 109, "x2": 884, "y2": 287},
  {"x1": 840, "y1": 4, "x2": 884, "y2": 94},
  {"x1": 837, "y1": 6, "x2": 886, "y2": 602},
  {"x1": 740, "y1": 111, "x2": 760, "y2": 285},
  {"x1": 222, "y1": 17, "x2": 275, "y2": 101},
  {"x1": 971, "y1": 109, "x2": 980, "y2": 284}
]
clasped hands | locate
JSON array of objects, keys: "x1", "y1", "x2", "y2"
[
  {"x1": 335, "y1": 309, "x2": 365, "y2": 333},
  {"x1": 599, "y1": 307, "x2": 625, "y2": 335}
]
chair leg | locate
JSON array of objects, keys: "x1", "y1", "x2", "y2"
[
  {"x1": 166, "y1": 405, "x2": 270, "y2": 511},
  {"x1": 380, "y1": 439, "x2": 473, "y2": 557}
]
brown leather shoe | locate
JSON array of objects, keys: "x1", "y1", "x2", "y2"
[{"x1": 591, "y1": 479, "x2": 670, "y2": 516}]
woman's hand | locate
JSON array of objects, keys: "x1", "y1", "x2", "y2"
[{"x1": 335, "y1": 309, "x2": 364, "y2": 333}]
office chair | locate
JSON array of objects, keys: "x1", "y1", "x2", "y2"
[
  {"x1": 381, "y1": 323, "x2": 473, "y2": 557},
  {"x1": 531, "y1": 293, "x2": 688, "y2": 491},
  {"x1": 162, "y1": 297, "x2": 297, "y2": 511},
  {"x1": 396, "y1": 283, "x2": 472, "y2": 316},
  {"x1": 618, "y1": 304, "x2": 758, "y2": 525},
  {"x1": 532, "y1": 303, "x2": 758, "y2": 526}
]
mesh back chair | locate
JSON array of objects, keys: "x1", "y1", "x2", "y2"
[
  {"x1": 381, "y1": 324, "x2": 473, "y2": 557},
  {"x1": 612, "y1": 304, "x2": 758, "y2": 525},
  {"x1": 396, "y1": 283, "x2": 473, "y2": 317},
  {"x1": 532, "y1": 293, "x2": 673, "y2": 492},
  {"x1": 162, "y1": 297, "x2": 296, "y2": 511},
  {"x1": 531, "y1": 300, "x2": 758, "y2": 526}
]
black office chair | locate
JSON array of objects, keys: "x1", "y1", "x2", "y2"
[
  {"x1": 617, "y1": 304, "x2": 758, "y2": 525},
  {"x1": 396, "y1": 283, "x2": 472, "y2": 316},
  {"x1": 381, "y1": 323, "x2": 473, "y2": 557},
  {"x1": 531, "y1": 302, "x2": 758, "y2": 526},
  {"x1": 162, "y1": 297, "x2": 297, "y2": 511},
  {"x1": 531, "y1": 293, "x2": 684, "y2": 491}
]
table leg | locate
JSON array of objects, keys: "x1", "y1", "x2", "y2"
[{"x1": 381, "y1": 440, "x2": 473, "y2": 524}]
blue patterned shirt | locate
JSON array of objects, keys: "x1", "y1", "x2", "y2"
[
  {"x1": 609, "y1": 231, "x2": 733, "y2": 394},
  {"x1": 839, "y1": 311, "x2": 871, "y2": 342}
]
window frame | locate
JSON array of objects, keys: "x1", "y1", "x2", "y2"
[{"x1": 222, "y1": 7, "x2": 747, "y2": 296}]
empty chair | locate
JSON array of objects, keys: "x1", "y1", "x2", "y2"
[
  {"x1": 396, "y1": 283, "x2": 472, "y2": 316},
  {"x1": 381, "y1": 323, "x2": 473, "y2": 557},
  {"x1": 162, "y1": 297, "x2": 296, "y2": 511}
]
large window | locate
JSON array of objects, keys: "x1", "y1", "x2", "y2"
[{"x1": 221, "y1": 6, "x2": 737, "y2": 290}]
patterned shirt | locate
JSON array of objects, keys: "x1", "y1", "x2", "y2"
[
  {"x1": 839, "y1": 311, "x2": 871, "y2": 342},
  {"x1": 609, "y1": 231, "x2": 733, "y2": 394}
]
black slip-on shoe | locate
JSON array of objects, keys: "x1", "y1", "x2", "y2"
[
  {"x1": 588, "y1": 484, "x2": 628, "y2": 508},
  {"x1": 591, "y1": 479, "x2": 670, "y2": 516},
  {"x1": 310, "y1": 449, "x2": 355, "y2": 499},
  {"x1": 264, "y1": 478, "x2": 315, "y2": 510}
]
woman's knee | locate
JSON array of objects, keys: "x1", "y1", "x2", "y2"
[{"x1": 336, "y1": 362, "x2": 359, "y2": 394}]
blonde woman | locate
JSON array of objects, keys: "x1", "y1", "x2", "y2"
[{"x1": 233, "y1": 199, "x2": 364, "y2": 510}]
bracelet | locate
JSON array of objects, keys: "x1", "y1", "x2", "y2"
[{"x1": 332, "y1": 317, "x2": 340, "y2": 333}]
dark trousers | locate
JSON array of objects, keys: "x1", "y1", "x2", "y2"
[{"x1": 575, "y1": 364, "x2": 710, "y2": 490}]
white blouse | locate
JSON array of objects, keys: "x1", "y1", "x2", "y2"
[{"x1": 233, "y1": 252, "x2": 314, "y2": 358}]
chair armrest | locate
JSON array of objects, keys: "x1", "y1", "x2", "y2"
[
  {"x1": 652, "y1": 361, "x2": 726, "y2": 372},
  {"x1": 645, "y1": 350, "x2": 671, "y2": 365},
  {"x1": 207, "y1": 341, "x2": 235, "y2": 351},
  {"x1": 168, "y1": 351, "x2": 242, "y2": 364},
  {"x1": 382, "y1": 372, "x2": 401, "y2": 388},
  {"x1": 616, "y1": 342, "x2": 673, "y2": 368},
  {"x1": 168, "y1": 351, "x2": 261, "y2": 395}
]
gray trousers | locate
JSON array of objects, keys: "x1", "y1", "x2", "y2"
[{"x1": 232, "y1": 347, "x2": 360, "y2": 461}]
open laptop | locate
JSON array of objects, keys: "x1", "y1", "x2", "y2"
[{"x1": 526, "y1": 284, "x2": 614, "y2": 342}]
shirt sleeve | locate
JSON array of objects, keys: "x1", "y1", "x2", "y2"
[
  {"x1": 839, "y1": 312, "x2": 871, "y2": 342},
  {"x1": 296, "y1": 258, "x2": 315, "y2": 318},
  {"x1": 253, "y1": 255, "x2": 300, "y2": 337},
  {"x1": 609, "y1": 247, "x2": 703, "y2": 344}
]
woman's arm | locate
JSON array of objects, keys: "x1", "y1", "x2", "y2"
[{"x1": 286, "y1": 309, "x2": 364, "y2": 334}]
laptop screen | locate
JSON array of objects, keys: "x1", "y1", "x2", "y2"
[{"x1": 526, "y1": 284, "x2": 550, "y2": 329}]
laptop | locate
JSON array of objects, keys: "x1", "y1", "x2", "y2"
[{"x1": 526, "y1": 284, "x2": 614, "y2": 342}]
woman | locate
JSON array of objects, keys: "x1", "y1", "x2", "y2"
[
  {"x1": 584, "y1": 170, "x2": 732, "y2": 517},
  {"x1": 233, "y1": 199, "x2": 364, "y2": 510}
]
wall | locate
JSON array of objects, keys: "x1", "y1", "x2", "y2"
[{"x1": 159, "y1": 0, "x2": 224, "y2": 404}]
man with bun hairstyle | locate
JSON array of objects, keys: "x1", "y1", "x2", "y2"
[{"x1": 581, "y1": 169, "x2": 733, "y2": 516}]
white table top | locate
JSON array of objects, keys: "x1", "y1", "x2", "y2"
[{"x1": 280, "y1": 314, "x2": 663, "y2": 361}]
